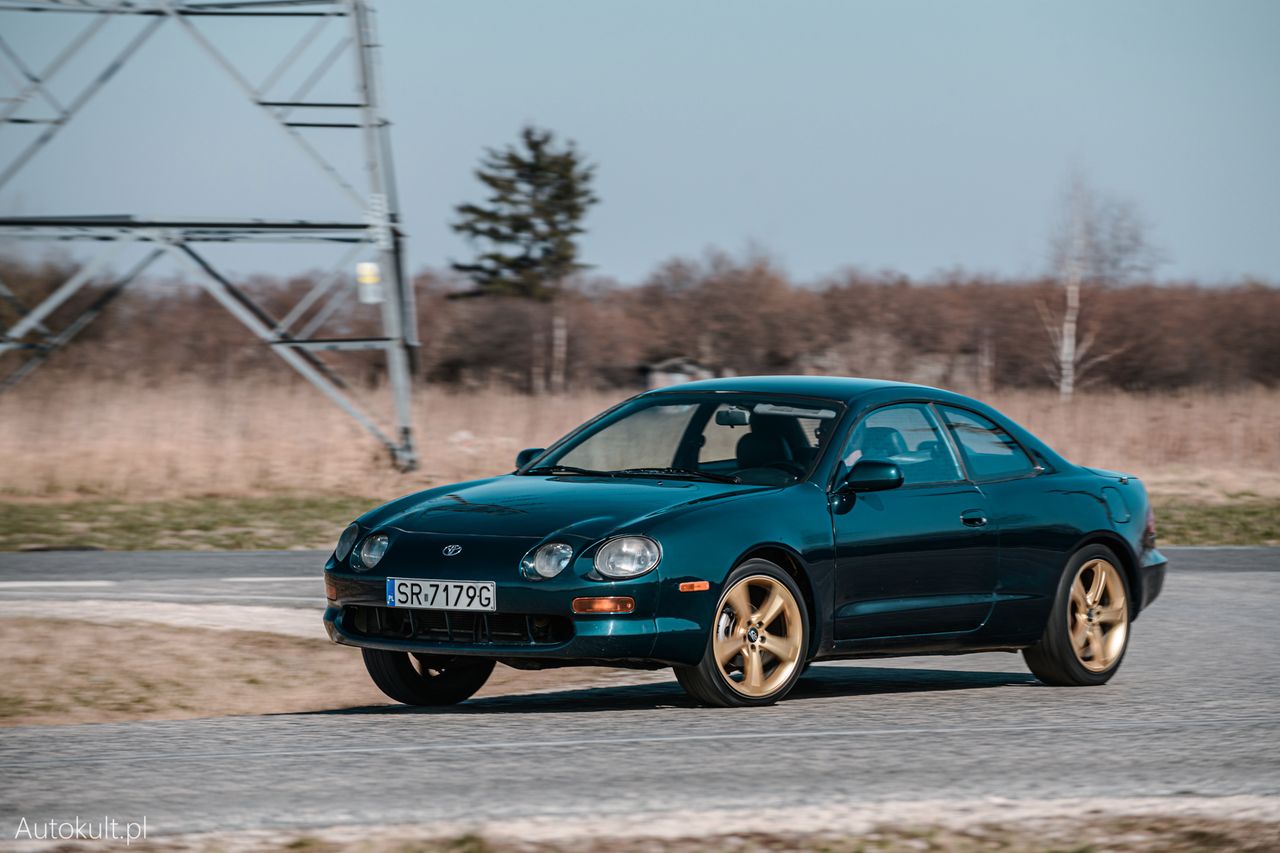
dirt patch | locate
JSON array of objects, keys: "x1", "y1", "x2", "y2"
[
  {"x1": 0, "y1": 618, "x2": 666, "y2": 726},
  {"x1": 12, "y1": 810, "x2": 1279, "y2": 852}
]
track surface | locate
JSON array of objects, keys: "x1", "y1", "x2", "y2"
[{"x1": 1, "y1": 548, "x2": 1277, "y2": 837}]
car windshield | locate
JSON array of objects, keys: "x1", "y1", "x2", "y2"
[{"x1": 525, "y1": 394, "x2": 844, "y2": 486}]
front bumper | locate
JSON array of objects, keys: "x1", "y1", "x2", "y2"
[{"x1": 323, "y1": 571, "x2": 706, "y2": 666}]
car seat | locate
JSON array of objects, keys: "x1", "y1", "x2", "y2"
[
  {"x1": 735, "y1": 428, "x2": 798, "y2": 486},
  {"x1": 859, "y1": 426, "x2": 908, "y2": 460}
]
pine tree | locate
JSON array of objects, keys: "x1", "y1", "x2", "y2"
[{"x1": 451, "y1": 126, "x2": 598, "y2": 301}]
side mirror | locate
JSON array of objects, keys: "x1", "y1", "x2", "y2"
[
  {"x1": 839, "y1": 459, "x2": 904, "y2": 493},
  {"x1": 515, "y1": 447, "x2": 545, "y2": 469}
]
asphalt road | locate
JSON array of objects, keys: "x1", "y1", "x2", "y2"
[
  {"x1": 1, "y1": 547, "x2": 1277, "y2": 839},
  {"x1": 0, "y1": 550, "x2": 323, "y2": 609}
]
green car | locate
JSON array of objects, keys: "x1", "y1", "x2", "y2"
[{"x1": 324, "y1": 376, "x2": 1166, "y2": 707}]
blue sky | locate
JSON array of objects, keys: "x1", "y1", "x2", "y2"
[{"x1": 2, "y1": 0, "x2": 1277, "y2": 283}]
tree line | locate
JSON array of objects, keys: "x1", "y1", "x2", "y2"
[
  {"x1": 1, "y1": 250, "x2": 1275, "y2": 394},
  {"x1": 1, "y1": 126, "x2": 1276, "y2": 396}
]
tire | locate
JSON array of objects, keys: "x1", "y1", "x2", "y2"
[
  {"x1": 362, "y1": 649, "x2": 495, "y2": 706},
  {"x1": 1023, "y1": 544, "x2": 1132, "y2": 686},
  {"x1": 674, "y1": 558, "x2": 809, "y2": 707}
]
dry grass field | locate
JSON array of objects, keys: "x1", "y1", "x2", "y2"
[
  {"x1": 0, "y1": 380, "x2": 1277, "y2": 547},
  {"x1": 0, "y1": 380, "x2": 622, "y2": 500}
]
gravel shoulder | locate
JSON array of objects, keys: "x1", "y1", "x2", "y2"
[
  {"x1": 7, "y1": 799, "x2": 1278, "y2": 852},
  {"x1": 0, "y1": 618, "x2": 664, "y2": 726}
]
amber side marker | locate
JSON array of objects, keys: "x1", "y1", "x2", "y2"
[
  {"x1": 572, "y1": 596, "x2": 635, "y2": 614},
  {"x1": 678, "y1": 581, "x2": 710, "y2": 592},
  {"x1": 324, "y1": 576, "x2": 338, "y2": 600}
]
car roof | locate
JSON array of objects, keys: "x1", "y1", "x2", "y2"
[{"x1": 645, "y1": 375, "x2": 931, "y2": 403}]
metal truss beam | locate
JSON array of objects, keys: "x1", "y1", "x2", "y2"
[
  {"x1": 0, "y1": 0, "x2": 420, "y2": 471},
  {"x1": 0, "y1": 247, "x2": 162, "y2": 392},
  {"x1": 0, "y1": 220, "x2": 416, "y2": 467}
]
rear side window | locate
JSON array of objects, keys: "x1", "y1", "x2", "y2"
[{"x1": 939, "y1": 406, "x2": 1035, "y2": 481}]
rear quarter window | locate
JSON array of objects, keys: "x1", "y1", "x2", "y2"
[{"x1": 939, "y1": 406, "x2": 1036, "y2": 481}]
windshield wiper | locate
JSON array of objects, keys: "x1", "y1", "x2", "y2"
[
  {"x1": 614, "y1": 467, "x2": 741, "y2": 484},
  {"x1": 524, "y1": 464, "x2": 616, "y2": 477}
]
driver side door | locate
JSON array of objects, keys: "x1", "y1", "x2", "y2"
[{"x1": 830, "y1": 403, "x2": 999, "y2": 641}]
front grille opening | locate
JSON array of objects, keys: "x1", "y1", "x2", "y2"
[{"x1": 344, "y1": 605, "x2": 573, "y2": 646}]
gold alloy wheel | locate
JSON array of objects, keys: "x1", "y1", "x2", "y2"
[
  {"x1": 713, "y1": 574, "x2": 804, "y2": 697},
  {"x1": 1068, "y1": 558, "x2": 1129, "y2": 672}
]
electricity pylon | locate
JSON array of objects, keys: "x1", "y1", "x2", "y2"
[{"x1": 0, "y1": 0, "x2": 419, "y2": 470}]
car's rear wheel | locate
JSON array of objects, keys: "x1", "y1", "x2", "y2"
[
  {"x1": 362, "y1": 649, "x2": 495, "y2": 706},
  {"x1": 674, "y1": 559, "x2": 809, "y2": 707},
  {"x1": 1023, "y1": 544, "x2": 1131, "y2": 686}
]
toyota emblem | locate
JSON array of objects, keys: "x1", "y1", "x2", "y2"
[{"x1": 442, "y1": 544, "x2": 462, "y2": 557}]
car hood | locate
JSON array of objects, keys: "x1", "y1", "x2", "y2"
[{"x1": 363, "y1": 474, "x2": 775, "y2": 542}]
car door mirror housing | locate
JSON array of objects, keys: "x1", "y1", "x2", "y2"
[
  {"x1": 839, "y1": 459, "x2": 904, "y2": 493},
  {"x1": 516, "y1": 447, "x2": 545, "y2": 469}
]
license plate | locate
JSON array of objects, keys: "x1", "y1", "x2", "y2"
[{"x1": 385, "y1": 577, "x2": 496, "y2": 612}]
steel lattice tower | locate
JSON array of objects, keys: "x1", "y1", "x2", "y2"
[{"x1": 0, "y1": 0, "x2": 420, "y2": 470}]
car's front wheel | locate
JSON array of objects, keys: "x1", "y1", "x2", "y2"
[
  {"x1": 1023, "y1": 544, "x2": 1131, "y2": 686},
  {"x1": 362, "y1": 649, "x2": 495, "y2": 706},
  {"x1": 674, "y1": 559, "x2": 809, "y2": 707}
]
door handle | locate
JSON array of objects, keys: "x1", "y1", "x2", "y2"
[{"x1": 961, "y1": 510, "x2": 988, "y2": 527}]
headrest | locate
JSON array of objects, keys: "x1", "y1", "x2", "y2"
[
  {"x1": 860, "y1": 426, "x2": 907, "y2": 459},
  {"x1": 736, "y1": 431, "x2": 787, "y2": 469}
]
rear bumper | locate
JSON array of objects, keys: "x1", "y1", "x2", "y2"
[{"x1": 1138, "y1": 547, "x2": 1167, "y2": 612}]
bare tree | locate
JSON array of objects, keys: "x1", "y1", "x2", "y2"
[{"x1": 1037, "y1": 174, "x2": 1161, "y2": 400}]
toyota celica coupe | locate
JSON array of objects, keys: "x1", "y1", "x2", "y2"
[{"x1": 323, "y1": 376, "x2": 1166, "y2": 707}]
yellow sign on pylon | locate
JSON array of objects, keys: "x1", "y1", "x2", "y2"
[{"x1": 357, "y1": 261, "x2": 383, "y2": 304}]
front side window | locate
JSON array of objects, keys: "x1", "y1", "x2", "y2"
[
  {"x1": 535, "y1": 394, "x2": 843, "y2": 486},
  {"x1": 939, "y1": 406, "x2": 1035, "y2": 481},
  {"x1": 840, "y1": 403, "x2": 962, "y2": 486}
]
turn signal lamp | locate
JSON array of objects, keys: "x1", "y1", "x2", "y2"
[{"x1": 571, "y1": 596, "x2": 635, "y2": 614}]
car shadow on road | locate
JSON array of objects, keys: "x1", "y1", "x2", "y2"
[{"x1": 300, "y1": 664, "x2": 1039, "y2": 717}]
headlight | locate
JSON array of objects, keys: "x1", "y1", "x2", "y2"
[
  {"x1": 521, "y1": 542, "x2": 574, "y2": 579},
  {"x1": 359, "y1": 533, "x2": 390, "y2": 569},
  {"x1": 594, "y1": 536, "x2": 661, "y2": 579},
  {"x1": 335, "y1": 523, "x2": 359, "y2": 561}
]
